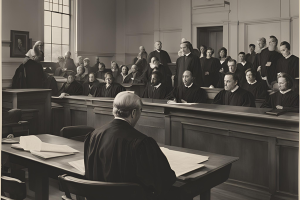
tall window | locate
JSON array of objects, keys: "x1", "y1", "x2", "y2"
[{"x1": 44, "y1": 0, "x2": 70, "y2": 62}]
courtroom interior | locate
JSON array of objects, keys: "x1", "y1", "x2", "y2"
[{"x1": 1, "y1": 0, "x2": 299, "y2": 200}]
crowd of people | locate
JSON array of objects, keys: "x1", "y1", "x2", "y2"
[{"x1": 15, "y1": 36, "x2": 299, "y2": 112}]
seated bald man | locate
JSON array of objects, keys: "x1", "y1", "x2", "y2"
[
  {"x1": 84, "y1": 92, "x2": 177, "y2": 200},
  {"x1": 213, "y1": 73, "x2": 256, "y2": 107},
  {"x1": 167, "y1": 70, "x2": 207, "y2": 103}
]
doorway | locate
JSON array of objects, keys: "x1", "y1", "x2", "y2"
[{"x1": 197, "y1": 26, "x2": 223, "y2": 57}]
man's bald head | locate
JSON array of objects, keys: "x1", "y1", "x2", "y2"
[
  {"x1": 113, "y1": 92, "x2": 143, "y2": 127},
  {"x1": 139, "y1": 46, "x2": 145, "y2": 52},
  {"x1": 181, "y1": 38, "x2": 187, "y2": 43}
]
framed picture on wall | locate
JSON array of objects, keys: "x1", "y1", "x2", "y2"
[{"x1": 10, "y1": 30, "x2": 29, "y2": 58}]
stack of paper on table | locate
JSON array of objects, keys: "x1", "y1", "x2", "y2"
[
  {"x1": 11, "y1": 135, "x2": 79, "y2": 159},
  {"x1": 160, "y1": 147, "x2": 209, "y2": 177},
  {"x1": 68, "y1": 148, "x2": 208, "y2": 177}
]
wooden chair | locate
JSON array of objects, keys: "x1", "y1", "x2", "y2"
[
  {"x1": 1, "y1": 176, "x2": 26, "y2": 200},
  {"x1": 58, "y1": 174, "x2": 146, "y2": 200},
  {"x1": 60, "y1": 126, "x2": 95, "y2": 142}
]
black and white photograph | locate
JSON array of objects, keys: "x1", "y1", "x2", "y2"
[{"x1": 1, "y1": 0, "x2": 299, "y2": 200}]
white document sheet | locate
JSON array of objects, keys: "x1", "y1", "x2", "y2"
[
  {"x1": 69, "y1": 159, "x2": 85, "y2": 173},
  {"x1": 30, "y1": 150, "x2": 74, "y2": 159},
  {"x1": 20, "y1": 135, "x2": 79, "y2": 153},
  {"x1": 160, "y1": 147, "x2": 208, "y2": 177}
]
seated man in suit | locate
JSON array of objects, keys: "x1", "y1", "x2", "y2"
[
  {"x1": 123, "y1": 65, "x2": 142, "y2": 84},
  {"x1": 83, "y1": 58, "x2": 93, "y2": 76},
  {"x1": 57, "y1": 73, "x2": 83, "y2": 98},
  {"x1": 84, "y1": 92, "x2": 177, "y2": 200},
  {"x1": 213, "y1": 73, "x2": 256, "y2": 107},
  {"x1": 245, "y1": 44, "x2": 256, "y2": 65},
  {"x1": 94, "y1": 72, "x2": 125, "y2": 98},
  {"x1": 82, "y1": 72, "x2": 101, "y2": 96},
  {"x1": 242, "y1": 68, "x2": 267, "y2": 100},
  {"x1": 75, "y1": 65, "x2": 88, "y2": 83},
  {"x1": 261, "y1": 73, "x2": 299, "y2": 112},
  {"x1": 142, "y1": 71, "x2": 168, "y2": 99},
  {"x1": 167, "y1": 70, "x2": 207, "y2": 103},
  {"x1": 64, "y1": 51, "x2": 77, "y2": 72},
  {"x1": 96, "y1": 62, "x2": 110, "y2": 83}
]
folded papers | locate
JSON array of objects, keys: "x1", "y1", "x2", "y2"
[
  {"x1": 11, "y1": 135, "x2": 79, "y2": 159},
  {"x1": 68, "y1": 148, "x2": 208, "y2": 177}
]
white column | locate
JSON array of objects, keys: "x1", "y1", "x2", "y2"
[
  {"x1": 238, "y1": 22, "x2": 246, "y2": 53},
  {"x1": 182, "y1": 0, "x2": 192, "y2": 43}
]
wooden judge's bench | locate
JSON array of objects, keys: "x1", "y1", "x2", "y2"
[{"x1": 51, "y1": 96, "x2": 298, "y2": 200}]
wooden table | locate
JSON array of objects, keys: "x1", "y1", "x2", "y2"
[
  {"x1": 51, "y1": 96, "x2": 299, "y2": 200},
  {"x1": 2, "y1": 134, "x2": 238, "y2": 200},
  {"x1": 2, "y1": 89, "x2": 52, "y2": 134}
]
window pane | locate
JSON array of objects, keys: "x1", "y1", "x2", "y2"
[
  {"x1": 44, "y1": 1, "x2": 50, "y2": 10},
  {"x1": 63, "y1": 6, "x2": 69, "y2": 14},
  {"x1": 53, "y1": 0, "x2": 58, "y2": 3},
  {"x1": 52, "y1": 12, "x2": 61, "y2": 27},
  {"x1": 44, "y1": 44, "x2": 52, "y2": 62},
  {"x1": 52, "y1": 27, "x2": 62, "y2": 44},
  {"x1": 49, "y1": 2, "x2": 53, "y2": 11},
  {"x1": 44, "y1": 11, "x2": 51, "y2": 25},
  {"x1": 63, "y1": 0, "x2": 69, "y2": 6},
  {"x1": 44, "y1": 26, "x2": 52, "y2": 43},
  {"x1": 52, "y1": 44, "x2": 62, "y2": 61},
  {"x1": 53, "y1": 3, "x2": 58, "y2": 12},
  {"x1": 62, "y1": 45, "x2": 69, "y2": 55},
  {"x1": 62, "y1": 14, "x2": 69, "y2": 28},
  {"x1": 49, "y1": 0, "x2": 53, "y2": 2},
  {"x1": 59, "y1": 4, "x2": 63, "y2": 12},
  {"x1": 62, "y1": 28, "x2": 69, "y2": 45}
]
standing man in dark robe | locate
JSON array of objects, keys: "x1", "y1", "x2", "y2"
[
  {"x1": 64, "y1": 51, "x2": 77, "y2": 72},
  {"x1": 202, "y1": 47, "x2": 221, "y2": 87},
  {"x1": 82, "y1": 73, "x2": 101, "y2": 96},
  {"x1": 92, "y1": 56, "x2": 100, "y2": 73},
  {"x1": 256, "y1": 36, "x2": 283, "y2": 85},
  {"x1": 147, "y1": 41, "x2": 172, "y2": 87},
  {"x1": 276, "y1": 41, "x2": 299, "y2": 92},
  {"x1": 237, "y1": 52, "x2": 252, "y2": 73},
  {"x1": 242, "y1": 68, "x2": 267, "y2": 100},
  {"x1": 261, "y1": 73, "x2": 299, "y2": 112},
  {"x1": 57, "y1": 73, "x2": 83, "y2": 98},
  {"x1": 96, "y1": 62, "x2": 110, "y2": 83},
  {"x1": 167, "y1": 70, "x2": 207, "y2": 103},
  {"x1": 213, "y1": 73, "x2": 256, "y2": 107},
  {"x1": 124, "y1": 65, "x2": 142, "y2": 84},
  {"x1": 253, "y1": 37, "x2": 267, "y2": 72},
  {"x1": 245, "y1": 44, "x2": 256, "y2": 65},
  {"x1": 174, "y1": 41, "x2": 204, "y2": 88},
  {"x1": 142, "y1": 71, "x2": 168, "y2": 99},
  {"x1": 134, "y1": 52, "x2": 148, "y2": 74},
  {"x1": 94, "y1": 72, "x2": 125, "y2": 98},
  {"x1": 84, "y1": 92, "x2": 177, "y2": 200}
]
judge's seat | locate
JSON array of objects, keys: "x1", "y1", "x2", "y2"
[
  {"x1": 1, "y1": 176, "x2": 26, "y2": 200},
  {"x1": 58, "y1": 174, "x2": 146, "y2": 200},
  {"x1": 60, "y1": 126, "x2": 95, "y2": 141}
]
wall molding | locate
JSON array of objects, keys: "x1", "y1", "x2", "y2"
[
  {"x1": 125, "y1": 32, "x2": 154, "y2": 36},
  {"x1": 75, "y1": 51, "x2": 114, "y2": 57},
  {"x1": 159, "y1": 28, "x2": 182, "y2": 33},
  {"x1": 239, "y1": 17, "x2": 287, "y2": 25}
]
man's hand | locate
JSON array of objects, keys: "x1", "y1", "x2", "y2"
[
  {"x1": 6, "y1": 134, "x2": 14, "y2": 139},
  {"x1": 205, "y1": 72, "x2": 209, "y2": 75},
  {"x1": 219, "y1": 68, "x2": 224, "y2": 73},
  {"x1": 276, "y1": 105, "x2": 283, "y2": 109},
  {"x1": 58, "y1": 93, "x2": 69, "y2": 99},
  {"x1": 257, "y1": 66, "x2": 261, "y2": 72},
  {"x1": 181, "y1": 99, "x2": 187, "y2": 103},
  {"x1": 167, "y1": 99, "x2": 177, "y2": 104}
]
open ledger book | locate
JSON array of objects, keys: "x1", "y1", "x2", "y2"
[
  {"x1": 11, "y1": 135, "x2": 79, "y2": 159},
  {"x1": 69, "y1": 147, "x2": 209, "y2": 177}
]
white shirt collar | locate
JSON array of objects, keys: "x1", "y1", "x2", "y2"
[
  {"x1": 154, "y1": 83, "x2": 161, "y2": 89},
  {"x1": 156, "y1": 49, "x2": 161, "y2": 53},
  {"x1": 280, "y1": 89, "x2": 292, "y2": 94},
  {"x1": 261, "y1": 46, "x2": 267, "y2": 51},
  {"x1": 184, "y1": 82, "x2": 193, "y2": 88},
  {"x1": 241, "y1": 61, "x2": 246, "y2": 66},
  {"x1": 231, "y1": 85, "x2": 239, "y2": 93},
  {"x1": 185, "y1": 52, "x2": 191, "y2": 57},
  {"x1": 220, "y1": 60, "x2": 225, "y2": 64},
  {"x1": 247, "y1": 80, "x2": 257, "y2": 85},
  {"x1": 284, "y1": 54, "x2": 292, "y2": 59},
  {"x1": 114, "y1": 117, "x2": 130, "y2": 124}
]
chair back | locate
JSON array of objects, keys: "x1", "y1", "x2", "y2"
[
  {"x1": 1, "y1": 176, "x2": 26, "y2": 200},
  {"x1": 60, "y1": 126, "x2": 95, "y2": 141},
  {"x1": 58, "y1": 175, "x2": 146, "y2": 200}
]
